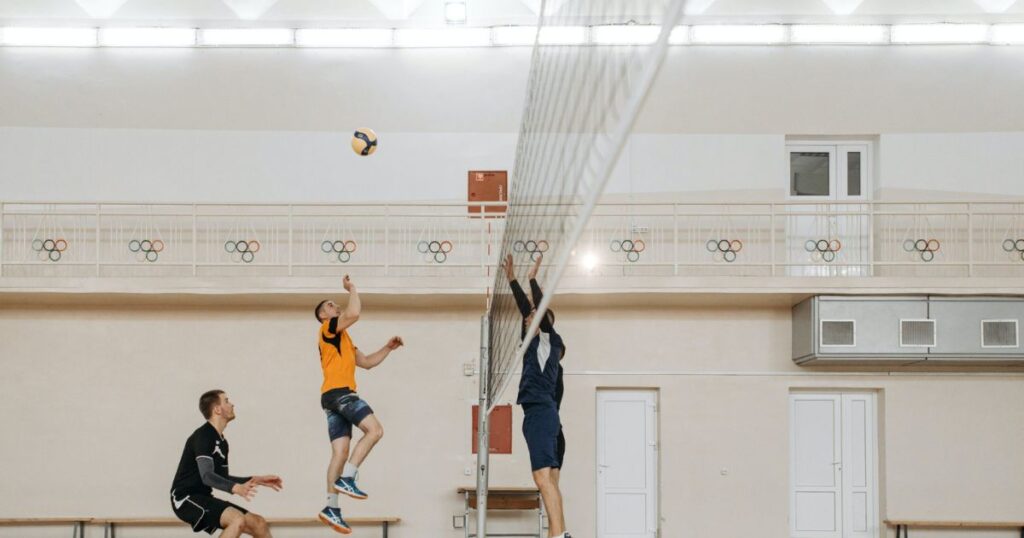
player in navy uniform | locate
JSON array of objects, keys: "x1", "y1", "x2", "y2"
[
  {"x1": 503, "y1": 254, "x2": 571, "y2": 538},
  {"x1": 170, "y1": 390, "x2": 282, "y2": 537}
]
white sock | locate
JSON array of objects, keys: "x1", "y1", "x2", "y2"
[
  {"x1": 342, "y1": 462, "x2": 359, "y2": 479},
  {"x1": 327, "y1": 493, "x2": 339, "y2": 509}
]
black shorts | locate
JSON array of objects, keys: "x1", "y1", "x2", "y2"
[
  {"x1": 170, "y1": 491, "x2": 247, "y2": 534},
  {"x1": 322, "y1": 389, "x2": 375, "y2": 441},
  {"x1": 522, "y1": 402, "x2": 560, "y2": 471}
]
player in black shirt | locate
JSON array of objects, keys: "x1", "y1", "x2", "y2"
[
  {"x1": 170, "y1": 390, "x2": 282, "y2": 537},
  {"x1": 503, "y1": 254, "x2": 571, "y2": 538}
]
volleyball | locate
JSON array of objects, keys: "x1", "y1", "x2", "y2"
[{"x1": 352, "y1": 128, "x2": 378, "y2": 156}]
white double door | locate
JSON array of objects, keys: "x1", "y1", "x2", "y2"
[
  {"x1": 597, "y1": 389, "x2": 658, "y2": 538},
  {"x1": 790, "y1": 393, "x2": 878, "y2": 538}
]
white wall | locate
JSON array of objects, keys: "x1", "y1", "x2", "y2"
[
  {"x1": 0, "y1": 127, "x2": 516, "y2": 203},
  {"x1": 3, "y1": 46, "x2": 1024, "y2": 203},
  {"x1": 1, "y1": 300, "x2": 1023, "y2": 538},
  {"x1": 880, "y1": 132, "x2": 1024, "y2": 197}
]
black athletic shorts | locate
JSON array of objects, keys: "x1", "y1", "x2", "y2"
[{"x1": 171, "y1": 491, "x2": 247, "y2": 534}]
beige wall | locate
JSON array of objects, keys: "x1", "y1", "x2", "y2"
[{"x1": 1, "y1": 298, "x2": 1023, "y2": 537}]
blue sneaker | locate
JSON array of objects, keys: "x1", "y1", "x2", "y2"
[
  {"x1": 318, "y1": 506, "x2": 352, "y2": 535},
  {"x1": 334, "y1": 476, "x2": 368, "y2": 500}
]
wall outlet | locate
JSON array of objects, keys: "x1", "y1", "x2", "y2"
[
  {"x1": 463, "y1": 363, "x2": 476, "y2": 376},
  {"x1": 464, "y1": 466, "x2": 473, "y2": 476}
]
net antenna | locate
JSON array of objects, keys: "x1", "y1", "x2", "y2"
[{"x1": 477, "y1": 0, "x2": 687, "y2": 536}]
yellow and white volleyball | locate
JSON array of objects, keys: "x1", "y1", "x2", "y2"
[{"x1": 351, "y1": 128, "x2": 378, "y2": 156}]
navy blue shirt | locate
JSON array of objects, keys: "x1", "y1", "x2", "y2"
[{"x1": 517, "y1": 329, "x2": 564, "y2": 405}]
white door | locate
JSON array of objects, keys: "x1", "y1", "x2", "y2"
[
  {"x1": 840, "y1": 394, "x2": 877, "y2": 538},
  {"x1": 597, "y1": 390, "x2": 658, "y2": 538},
  {"x1": 786, "y1": 142, "x2": 871, "y2": 276},
  {"x1": 790, "y1": 393, "x2": 878, "y2": 538}
]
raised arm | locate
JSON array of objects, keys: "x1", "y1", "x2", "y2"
[
  {"x1": 333, "y1": 275, "x2": 361, "y2": 333},
  {"x1": 528, "y1": 253, "x2": 544, "y2": 305},
  {"x1": 526, "y1": 254, "x2": 554, "y2": 333},
  {"x1": 504, "y1": 254, "x2": 534, "y2": 317},
  {"x1": 355, "y1": 336, "x2": 404, "y2": 370}
]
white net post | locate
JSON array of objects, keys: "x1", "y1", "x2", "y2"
[{"x1": 475, "y1": 314, "x2": 490, "y2": 537}]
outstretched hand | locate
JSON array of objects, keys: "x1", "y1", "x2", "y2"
[
  {"x1": 385, "y1": 336, "x2": 404, "y2": 350},
  {"x1": 527, "y1": 252, "x2": 542, "y2": 280},
  {"x1": 502, "y1": 254, "x2": 516, "y2": 282},
  {"x1": 232, "y1": 479, "x2": 258, "y2": 501},
  {"x1": 253, "y1": 475, "x2": 283, "y2": 491}
]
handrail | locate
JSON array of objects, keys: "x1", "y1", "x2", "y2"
[{"x1": 1, "y1": 199, "x2": 1022, "y2": 281}]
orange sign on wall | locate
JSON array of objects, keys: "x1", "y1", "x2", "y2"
[
  {"x1": 472, "y1": 404, "x2": 513, "y2": 455},
  {"x1": 468, "y1": 170, "x2": 507, "y2": 217}
]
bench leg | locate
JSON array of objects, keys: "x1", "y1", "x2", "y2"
[{"x1": 383, "y1": 521, "x2": 388, "y2": 538}]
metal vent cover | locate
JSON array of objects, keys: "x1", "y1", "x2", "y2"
[
  {"x1": 901, "y1": 319, "x2": 935, "y2": 347},
  {"x1": 982, "y1": 320, "x2": 1019, "y2": 348},
  {"x1": 821, "y1": 320, "x2": 855, "y2": 347}
]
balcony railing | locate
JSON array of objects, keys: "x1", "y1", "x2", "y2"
[{"x1": 2, "y1": 200, "x2": 1023, "y2": 280}]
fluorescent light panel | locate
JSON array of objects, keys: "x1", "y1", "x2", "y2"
[
  {"x1": 295, "y1": 28, "x2": 393, "y2": 47},
  {"x1": 991, "y1": 23, "x2": 1024, "y2": 44},
  {"x1": 2, "y1": 27, "x2": 97, "y2": 47},
  {"x1": 538, "y1": 26, "x2": 587, "y2": 45},
  {"x1": 668, "y1": 26, "x2": 690, "y2": 45},
  {"x1": 100, "y1": 27, "x2": 196, "y2": 47},
  {"x1": 199, "y1": 28, "x2": 294, "y2": 46},
  {"x1": 591, "y1": 25, "x2": 661, "y2": 45},
  {"x1": 491, "y1": 26, "x2": 536, "y2": 46},
  {"x1": 891, "y1": 23, "x2": 990, "y2": 44},
  {"x1": 691, "y1": 24, "x2": 787, "y2": 44},
  {"x1": 394, "y1": 27, "x2": 490, "y2": 47},
  {"x1": 790, "y1": 25, "x2": 888, "y2": 44},
  {"x1": 0, "y1": 24, "x2": 1017, "y2": 49}
]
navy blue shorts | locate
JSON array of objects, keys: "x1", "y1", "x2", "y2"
[
  {"x1": 322, "y1": 390, "x2": 374, "y2": 441},
  {"x1": 522, "y1": 402, "x2": 560, "y2": 471}
]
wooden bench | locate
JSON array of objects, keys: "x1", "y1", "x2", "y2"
[
  {"x1": 93, "y1": 516, "x2": 399, "y2": 538},
  {"x1": 0, "y1": 518, "x2": 91, "y2": 538},
  {"x1": 886, "y1": 520, "x2": 1024, "y2": 538},
  {"x1": 456, "y1": 486, "x2": 543, "y2": 538}
]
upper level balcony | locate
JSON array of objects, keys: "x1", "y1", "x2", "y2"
[{"x1": 2, "y1": 200, "x2": 1023, "y2": 302}]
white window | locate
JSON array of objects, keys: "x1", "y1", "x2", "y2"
[{"x1": 787, "y1": 142, "x2": 871, "y2": 201}]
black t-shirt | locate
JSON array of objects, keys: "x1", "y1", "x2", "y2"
[{"x1": 170, "y1": 422, "x2": 232, "y2": 496}]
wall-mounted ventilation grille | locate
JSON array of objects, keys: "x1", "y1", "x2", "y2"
[
  {"x1": 821, "y1": 320, "x2": 855, "y2": 347},
  {"x1": 982, "y1": 320, "x2": 1018, "y2": 348},
  {"x1": 901, "y1": 319, "x2": 936, "y2": 347}
]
